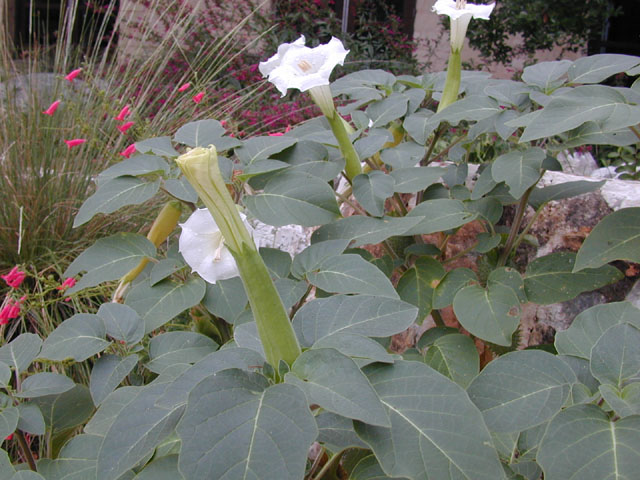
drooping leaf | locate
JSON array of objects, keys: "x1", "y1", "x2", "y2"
[
  {"x1": 39, "y1": 314, "x2": 110, "y2": 362},
  {"x1": 353, "y1": 171, "x2": 395, "y2": 217},
  {"x1": 97, "y1": 303, "x2": 144, "y2": 346},
  {"x1": 64, "y1": 234, "x2": 156, "y2": 294},
  {"x1": 404, "y1": 199, "x2": 476, "y2": 235},
  {"x1": 590, "y1": 323, "x2": 640, "y2": 388},
  {"x1": 528, "y1": 180, "x2": 605, "y2": 209},
  {"x1": 537, "y1": 404, "x2": 640, "y2": 480},
  {"x1": 177, "y1": 369, "x2": 317, "y2": 480},
  {"x1": 16, "y1": 404, "x2": 45, "y2": 436},
  {"x1": 90, "y1": 355, "x2": 138, "y2": 406},
  {"x1": 396, "y1": 257, "x2": 445, "y2": 322},
  {"x1": 467, "y1": 350, "x2": 576, "y2": 433},
  {"x1": 355, "y1": 361, "x2": 506, "y2": 480},
  {"x1": 524, "y1": 252, "x2": 622, "y2": 304},
  {"x1": 245, "y1": 171, "x2": 340, "y2": 226},
  {"x1": 315, "y1": 411, "x2": 368, "y2": 452},
  {"x1": 424, "y1": 333, "x2": 479, "y2": 388},
  {"x1": 286, "y1": 348, "x2": 389, "y2": 427},
  {"x1": 0, "y1": 333, "x2": 42, "y2": 374},
  {"x1": 74, "y1": 177, "x2": 161, "y2": 227},
  {"x1": 555, "y1": 302, "x2": 640, "y2": 359},
  {"x1": 125, "y1": 277, "x2": 206, "y2": 333},
  {"x1": 293, "y1": 295, "x2": 417, "y2": 347},
  {"x1": 311, "y1": 215, "x2": 423, "y2": 247},
  {"x1": 33, "y1": 385, "x2": 94, "y2": 434},
  {"x1": 491, "y1": 148, "x2": 545, "y2": 199},
  {"x1": 15, "y1": 373, "x2": 75, "y2": 398},
  {"x1": 307, "y1": 254, "x2": 399, "y2": 299},
  {"x1": 201, "y1": 277, "x2": 248, "y2": 323},
  {"x1": 574, "y1": 208, "x2": 640, "y2": 271}
]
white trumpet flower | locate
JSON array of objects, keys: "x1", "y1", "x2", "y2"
[{"x1": 432, "y1": 0, "x2": 495, "y2": 52}]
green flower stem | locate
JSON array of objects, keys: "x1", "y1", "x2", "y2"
[
  {"x1": 326, "y1": 111, "x2": 362, "y2": 180},
  {"x1": 437, "y1": 49, "x2": 461, "y2": 113},
  {"x1": 176, "y1": 147, "x2": 301, "y2": 370}
]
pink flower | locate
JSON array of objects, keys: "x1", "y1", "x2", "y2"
[
  {"x1": 192, "y1": 91, "x2": 205, "y2": 104},
  {"x1": 0, "y1": 297, "x2": 25, "y2": 325},
  {"x1": 120, "y1": 143, "x2": 137, "y2": 158},
  {"x1": 42, "y1": 100, "x2": 61, "y2": 116},
  {"x1": 64, "y1": 139, "x2": 87, "y2": 149},
  {"x1": 268, "y1": 125, "x2": 292, "y2": 136},
  {"x1": 57, "y1": 277, "x2": 76, "y2": 290},
  {"x1": 114, "y1": 105, "x2": 131, "y2": 121},
  {"x1": 117, "y1": 121, "x2": 134, "y2": 134},
  {"x1": 65, "y1": 68, "x2": 82, "y2": 82},
  {"x1": 1, "y1": 267, "x2": 26, "y2": 288},
  {"x1": 4, "y1": 433, "x2": 13, "y2": 441},
  {"x1": 178, "y1": 82, "x2": 191, "y2": 92}
]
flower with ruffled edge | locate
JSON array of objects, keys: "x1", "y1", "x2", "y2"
[
  {"x1": 179, "y1": 208, "x2": 254, "y2": 284},
  {"x1": 432, "y1": 0, "x2": 495, "y2": 52}
]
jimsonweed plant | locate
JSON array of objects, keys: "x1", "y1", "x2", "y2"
[{"x1": 2, "y1": 17, "x2": 640, "y2": 480}]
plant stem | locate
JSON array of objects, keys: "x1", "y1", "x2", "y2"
[
  {"x1": 629, "y1": 125, "x2": 640, "y2": 141},
  {"x1": 497, "y1": 184, "x2": 536, "y2": 267},
  {"x1": 16, "y1": 430, "x2": 37, "y2": 471},
  {"x1": 431, "y1": 309, "x2": 445, "y2": 327},
  {"x1": 510, "y1": 205, "x2": 545, "y2": 256},
  {"x1": 437, "y1": 49, "x2": 462, "y2": 113},
  {"x1": 326, "y1": 111, "x2": 362, "y2": 180},
  {"x1": 312, "y1": 449, "x2": 346, "y2": 480}
]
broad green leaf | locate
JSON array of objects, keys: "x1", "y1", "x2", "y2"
[
  {"x1": 0, "y1": 407, "x2": 18, "y2": 440},
  {"x1": 133, "y1": 455, "x2": 182, "y2": 479},
  {"x1": 155, "y1": 348, "x2": 266, "y2": 409},
  {"x1": 150, "y1": 256, "x2": 186, "y2": 286},
  {"x1": 174, "y1": 119, "x2": 225, "y2": 147},
  {"x1": 390, "y1": 166, "x2": 446, "y2": 193},
  {"x1": 355, "y1": 361, "x2": 506, "y2": 480},
  {"x1": 33, "y1": 385, "x2": 94, "y2": 434},
  {"x1": 37, "y1": 434, "x2": 107, "y2": 480},
  {"x1": 9, "y1": 472, "x2": 45, "y2": 480},
  {"x1": 432, "y1": 268, "x2": 478, "y2": 309},
  {"x1": 293, "y1": 294, "x2": 417, "y2": 347},
  {"x1": 574, "y1": 207, "x2": 640, "y2": 270},
  {"x1": 555, "y1": 302, "x2": 640, "y2": 359},
  {"x1": 16, "y1": 404, "x2": 45, "y2": 435},
  {"x1": 312, "y1": 215, "x2": 423, "y2": 247},
  {"x1": 238, "y1": 159, "x2": 289, "y2": 180},
  {"x1": 524, "y1": 252, "x2": 622, "y2": 304},
  {"x1": 537, "y1": 404, "x2": 640, "y2": 480},
  {"x1": 473, "y1": 232, "x2": 502, "y2": 253},
  {"x1": 287, "y1": 348, "x2": 389, "y2": 426},
  {"x1": 424, "y1": 333, "x2": 479, "y2": 388},
  {"x1": 135, "y1": 136, "x2": 179, "y2": 157},
  {"x1": 84, "y1": 387, "x2": 139, "y2": 437},
  {"x1": 0, "y1": 333, "x2": 42, "y2": 373},
  {"x1": 315, "y1": 411, "x2": 368, "y2": 452},
  {"x1": 90, "y1": 355, "x2": 138, "y2": 406},
  {"x1": 453, "y1": 268, "x2": 523, "y2": 346},
  {"x1": 402, "y1": 111, "x2": 436, "y2": 146},
  {"x1": 429, "y1": 95, "x2": 501, "y2": 126},
  {"x1": 16, "y1": 373, "x2": 75, "y2": 398},
  {"x1": 590, "y1": 323, "x2": 640, "y2": 387},
  {"x1": 312, "y1": 333, "x2": 394, "y2": 367},
  {"x1": 39, "y1": 313, "x2": 110, "y2": 362},
  {"x1": 351, "y1": 455, "x2": 406, "y2": 480},
  {"x1": 64, "y1": 234, "x2": 156, "y2": 294},
  {"x1": 522, "y1": 60, "x2": 572, "y2": 91},
  {"x1": 417, "y1": 327, "x2": 460, "y2": 350},
  {"x1": 353, "y1": 171, "x2": 395, "y2": 217},
  {"x1": 354, "y1": 133, "x2": 392, "y2": 159},
  {"x1": 0, "y1": 448, "x2": 16, "y2": 477},
  {"x1": 163, "y1": 177, "x2": 198, "y2": 203},
  {"x1": 396, "y1": 257, "x2": 445, "y2": 322},
  {"x1": 74, "y1": 177, "x2": 161, "y2": 227},
  {"x1": 233, "y1": 322, "x2": 264, "y2": 358},
  {"x1": 307, "y1": 254, "x2": 399, "y2": 299},
  {"x1": 333, "y1": 69, "x2": 396, "y2": 90},
  {"x1": 259, "y1": 247, "x2": 291, "y2": 279},
  {"x1": 381, "y1": 141, "x2": 425, "y2": 168},
  {"x1": 245, "y1": 171, "x2": 340, "y2": 227},
  {"x1": 147, "y1": 332, "x2": 218, "y2": 374},
  {"x1": 235, "y1": 136, "x2": 297, "y2": 165},
  {"x1": 96, "y1": 155, "x2": 169, "y2": 185},
  {"x1": 528, "y1": 180, "x2": 605, "y2": 209},
  {"x1": 366, "y1": 93, "x2": 408, "y2": 127},
  {"x1": 568, "y1": 54, "x2": 640, "y2": 84},
  {"x1": 491, "y1": 148, "x2": 545, "y2": 199},
  {"x1": 97, "y1": 303, "x2": 144, "y2": 345},
  {"x1": 599, "y1": 383, "x2": 640, "y2": 418},
  {"x1": 0, "y1": 362, "x2": 10, "y2": 388},
  {"x1": 97, "y1": 383, "x2": 184, "y2": 480},
  {"x1": 520, "y1": 85, "x2": 640, "y2": 142},
  {"x1": 559, "y1": 355, "x2": 600, "y2": 394},
  {"x1": 202, "y1": 277, "x2": 248, "y2": 323},
  {"x1": 274, "y1": 278, "x2": 307, "y2": 310},
  {"x1": 125, "y1": 277, "x2": 206, "y2": 333},
  {"x1": 467, "y1": 350, "x2": 576, "y2": 433},
  {"x1": 560, "y1": 121, "x2": 639, "y2": 149},
  {"x1": 405, "y1": 199, "x2": 476, "y2": 235},
  {"x1": 177, "y1": 369, "x2": 317, "y2": 480},
  {"x1": 291, "y1": 240, "x2": 350, "y2": 279}
]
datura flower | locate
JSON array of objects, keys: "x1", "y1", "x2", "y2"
[
  {"x1": 179, "y1": 208, "x2": 253, "y2": 284},
  {"x1": 432, "y1": 0, "x2": 495, "y2": 52}
]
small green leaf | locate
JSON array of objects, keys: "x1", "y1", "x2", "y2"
[
  {"x1": 291, "y1": 240, "x2": 350, "y2": 279},
  {"x1": 0, "y1": 407, "x2": 18, "y2": 440},
  {"x1": 125, "y1": 277, "x2": 206, "y2": 333},
  {"x1": 390, "y1": 166, "x2": 446, "y2": 193},
  {"x1": 146, "y1": 332, "x2": 218, "y2": 374},
  {"x1": 16, "y1": 404, "x2": 45, "y2": 435},
  {"x1": 235, "y1": 136, "x2": 297, "y2": 165},
  {"x1": 467, "y1": 350, "x2": 576, "y2": 433},
  {"x1": 174, "y1": 119, "x2": 225, "y2": 147},
  {"x1": 307, "y1": 254, "x2": 399, "y2": 299},
  {"x1": 39, "y1": 313, "x2": 110, "y2": 362},
  {"x1": 287, "y1": 348, "x2": 389, "y2": 426},
  {"x1": 33, "y1": 385, "x2": 94, "y2": 434},
  {"x1": 315, "y1": 411, "x2": 368, "y2": 452},
  {"x1": 528, "y1": 180, "x2": 605, "y2": 209},
  {"x1": 150, "y1": 257, "x2": 186, "y2": 286},
  {"x1": 429, "y1": 95, "x2": 502, "y2": 126},
  {"x1": 98, "y1": 303, "x2": 144, "y2": 345},
  {"x1": 259, "y1": 247, "x2": 292, "y2": 279},
  {"x1": 135, "y1": 136, "x2": 179, "y2": 157},
  {"x1": 312, "y1": 333, "x2": 394, "y2": 367},
  {"x1": 424, "y1": 333, "x2": 479, "y2": 388},
  {"x1": 96, "y1": 154, "x2": 169, "y2": 185},
  {"x1": 353, "y1": 171, "x2": 395, "y2": 217},
  {"x1": 0, "y1": 362, "x2": 10, "y2": 388},
  {"x1": 432, "y1": 268, "x2": 478, "y2": 309},
  {"x1": 0, "y1": 448, "x2": 16, "y2": 477},
  {"x1": 164, "y1": 177, "x2": 198, "y2": 203},
  {"x1": 366, "y1": 92, "x2": 408, "y2": 127},
  {"x1": 74, "y1": 177, "x2": 161, "y2": 227},
  {"x1": 64, "y1": 233, "x2": 156, "y2": 294},
  {"x1": 0, "y1": 333, "x2": 42, "y2": 374},
  {"x1": 15, "y1": 373, "x2": 75, "y2": 398},
  {"x1": 574, "y1": 208, "x2": 640, "y2": 270},
  {"x1": 381, "y1": 141, "x2": 425, "y2": 167},
  {"x1": 405, "y1": 199, "x2": 476, "y2": 235},
  {"x1": 599, "y1": 383, "x2": 640, "y2": 418},
  {"x1": 396, "y1": 257, "x2": 445, "y2": 323},
  {"x1": 202, "y1": 277, "x2": 248, "y2": 323},
  {"x1": 524, "y1": 252, "x2": 622, "y2": 304},
  {"x1": 354, "y1": 133, "x2": 392, "y2": 159},
  {"x1": 90, "y1": 355, "x2": 138, "y2": 406},
  {"x1": 537, "y1": 404, "x2": 640, "y2": 480},
  {"x1": 491, "y1": 148, "x2": 545, "y2": 199},
  {"x1": 312, "y1": 215, "x2": 423, "y2": 247},
  {"x1": 522, "y1": 60, "x2": 572, "y2": 90},
  {"x1": 590, "y1": 323, "x2": 640, "y2": 388}
]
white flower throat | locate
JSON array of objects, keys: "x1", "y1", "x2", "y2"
[{"x1": 297, "y1": 59, "x2": 313, "y2": 73}]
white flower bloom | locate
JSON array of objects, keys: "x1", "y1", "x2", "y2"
[
  {"x1": 179, "y1": 208, "x2": 254, "y2": 284},
  {"x1": 259, "y1": 35, "x2": 349, "y2": 97},
  {"x1": 432, "y1": 0, "x2": 495, "y2": 51}
]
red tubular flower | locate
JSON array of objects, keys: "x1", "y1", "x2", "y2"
[
  {"x1": 57, "y1": 277, "x2": 76, "y2": 290},
  {"x1": 117, "y1": 121, "x2": 134, "y2": 134},
  {"x1": 64, "y1": 139, "x2": 87, "y2": 149},
  {"x1": 178, "y1": 82, "x2": 191, "y2": 92},
  {"x1": 114, "y1": 105, "x2": 131, "y2": 121},
  {"x1": 120, "y1": 144, "x2": 137, "y2": 158},
  {"x1": 1, "y1": 266, "x2": 26, "y2": 288},
  {"x1": 65, "y1": 68, "x2": 82, "y2": 82},
  {"x1": 0, "y1": 297, "x2": 24, "y2": 325},
  {"x1": 42, "y1": 100, "x2": 61, "y2": 116},
  {"x1": 192, "y1": 91, "x2": 205, "y2": 104}
]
